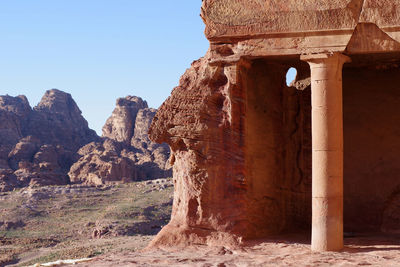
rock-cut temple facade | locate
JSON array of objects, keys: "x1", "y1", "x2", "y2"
[{"x1": 149, "y1": 0, "x2": 400, "y2": 251}]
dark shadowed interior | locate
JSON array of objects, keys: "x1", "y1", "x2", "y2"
[
  {"x1": 239, "y1": 57, "x2": 400, "y2": 238},
  {"x1": 343, "y1": 62, "x2": 400, "y2": 233},
  {"x1": 240, "y1": 59, "x2": 312, "y2": 238}
]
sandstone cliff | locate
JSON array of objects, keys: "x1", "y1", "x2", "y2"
[
  {"x1": 0, "y1": 91, "x2": 171, "y2": 191},
  {"x1": 0, "y1": 89, "x2": 99, "y2": 192},
  {"x1": 102, "y1": 96, "x2": 148, "y2": 144},
  {"x1": 148, "y1": 52, "x2": 247, "y2": 247},
  {"x1": 69, "y1": 96, "x2": 171, "y2": 185}
]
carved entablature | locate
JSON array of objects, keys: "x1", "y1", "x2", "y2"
[{"x1": 201, "y1": 0, "x2": 400, "y2": 63}]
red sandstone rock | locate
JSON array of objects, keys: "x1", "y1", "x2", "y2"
[
  {"x1": 382, "y1": 188, "x2": 400, "y2": 234},
  {"x1": 0, "y1": 95, "x2": 31, "y2": 172},
  {"x1": 102, "y1": 96, "x2": 147, "y2": 144},
  {"x1": 148, "y1": 1, "x2": 400, "y2": 250},
  {"x1": 0, "y1": 92, "x2": 171, "y2": 191},
  {"x1": 69, "y1": 139, "x2": 138, "y2": 185},
  {"x1": 0, "y1": 90, "x2": 99, "y2": 191},
  {"x1": 27, "y1": 89, "x2": 99, "y2": 152},
  {"x1": 0, "y1": 169, "x2": 19, "y2": 192},
  {"x1": 149, "y1": 53, "x2": 312, "y2": 247},
  {"x1": 8, "y1": 136, "x2": 41, "y2": 170},
  {"x1": 69, "y1": 96, "x2": 171, "y2": 185}
]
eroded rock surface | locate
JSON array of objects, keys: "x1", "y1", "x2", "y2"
[
  {"x1": 27, "y1": 89, "x2": 99, "y2": 151},
  {"x1": 148, "y1": 51, "x2": 313, "y2": 247},
  {"x1": 0, "y1": 91, "x2": 171, "y2": 191},
  {"x1": 0, "y1": 89, "x2": 99, "y2": 191},
  {"x1": 0, "y1": 95, "x2": 31, "y2": 171},
  {"x1": 102, "y1": 96, "x2": 148, "y2": 144},
  {"x1": 69, "y1": 96, "x2": 171, "y2": 185}
]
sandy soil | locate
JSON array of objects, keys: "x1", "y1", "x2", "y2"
[
  {"x1": 0, "y1": 180, "x2": 173, "y2": 267},
  {"x1": 73, "y1": 234, "x2": 400, "y2": 267}
]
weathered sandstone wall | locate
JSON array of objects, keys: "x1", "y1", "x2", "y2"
[{"x1": 149, "y1": 54, "x2": 314, "y2": 246}]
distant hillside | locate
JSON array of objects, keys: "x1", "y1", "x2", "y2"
[
  {"x1": 69, "y1": 96, "x2": 172, "y2": 185},
  {"x1": 0, "y1": 90, "x2": 171, "y2": 192}
]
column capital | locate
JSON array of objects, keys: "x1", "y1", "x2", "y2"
[
  {"x1": 300, "y1": 53, "x2": 351, "y2": 65},
  {"x1": 301, "y1": 53, "x2": 351, "y2": 82}
]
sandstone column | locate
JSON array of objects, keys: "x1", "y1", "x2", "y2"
[{"x1": 301, "y1": 53, "x2": 350, "y2": 252}]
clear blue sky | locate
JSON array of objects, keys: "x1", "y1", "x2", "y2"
[
  {"x1": 0, "y1": 1, "x2": 296, "y2": 135},
  {"x1": 0, "y1": 0, "x2": 208, "y2": 134}
]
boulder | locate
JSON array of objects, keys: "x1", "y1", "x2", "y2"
[
  {"x1": 0, "y1": 170, "x2": 19, "y2": 192},
  {"x1": 8, "y1": 136, "x2": 41, "y2": 170},
  {"x1": 69, "y1": 139, "x2": 138, "y2": 185}
]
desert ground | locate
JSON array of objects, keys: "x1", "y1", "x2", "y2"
[
  {"x1": 2, "y1": 178, "x2": 400, "y2": 267},
  {"x1": 0, "y1": 178, "x2": 173, "y2": 267},
  {"x1": 70, "y1": 234, "x2": 400, "y2": 267}
]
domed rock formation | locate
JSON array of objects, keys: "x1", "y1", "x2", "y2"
[
  {"x1": 0, "y1": 89, "x2": 99, "y2": 191},
  {"x1": 69, "y1": 96, "x2": 171, "y2": 185}
]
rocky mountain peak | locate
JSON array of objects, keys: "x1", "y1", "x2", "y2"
[
  {"x1": 27, "y1": 89, "x2": 99, "y2": 150},
  {"x1": 116, "y1": 96, "x2": 148, "y2": 110},
  {"x1": 34, "y1": 89, "x2": 81, "y2": 115},
  {"x1": 0, "y1": 95, "x2": 31, "y2": 116},
  {"x1": 102, "y1": 96, "x2": 148, "y2": 144},
  {"x1": 69, "y1": 96, "x2": 171, "y2": 185},
  {"x1": 0, "y1": 89, "x2": 99, "y2": 191},
  {"x1": 1, "y1": 91, "x2": 171, "y2": 191}
]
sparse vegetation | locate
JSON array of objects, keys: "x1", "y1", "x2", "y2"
[{"x1": 0, "y1": 178, "x2": 173, "y2": 266}]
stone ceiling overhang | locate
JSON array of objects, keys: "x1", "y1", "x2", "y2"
[{"x1": 202, "y1": 0, "x2": 400, "y2": 64}]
